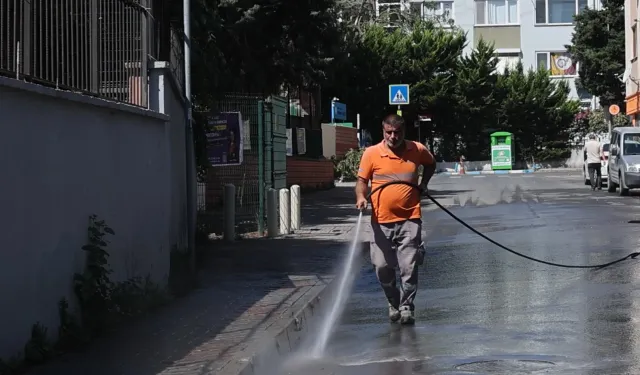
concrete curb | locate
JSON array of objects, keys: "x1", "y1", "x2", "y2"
[
  {"x1": 438, "y1": 169, "x2": 535, "y2": 176},
  {"x1": 217, "y1": 275, "x2": 337, "y2": 375}
]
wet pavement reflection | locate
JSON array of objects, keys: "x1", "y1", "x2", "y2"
[{"x1": 276, "y1": 173, "x2": 640, "y2": 374}]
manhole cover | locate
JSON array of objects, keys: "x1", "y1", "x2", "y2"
[{"x1": 455, "y1": 359, "x2": 555, "y2": 373}]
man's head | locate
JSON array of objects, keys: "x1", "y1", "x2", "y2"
[
  {"x1": 382, "y1": 114, "x2": 405, "y2": 149},
  {"x1": 589, "y1": 133, "x2": 596, "y2": 140}
]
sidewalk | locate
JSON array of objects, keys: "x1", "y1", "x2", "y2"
[{"x1": 27, "y1": 186, "x2": 361, "y2": 375}]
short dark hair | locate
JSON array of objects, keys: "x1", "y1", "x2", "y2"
[{"x1": 382, "y1": 114, "x2": 404, "y2": 128}]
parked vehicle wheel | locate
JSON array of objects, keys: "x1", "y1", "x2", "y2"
[
  {"x1": 608, "y1": 169, "x2": 617, "y2": 193},
  {"x1": 619, "y1": 172, "x2": 630, "y2": 196}
]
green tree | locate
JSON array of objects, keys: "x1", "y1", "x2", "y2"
[
  {"x1": 324, "y1": 20, "x2": 466, "y2": 142},
  {"x1": 449, "y1": 39, "x2": 500, "y2": 160},
  {"x1": 497, "y1": 65, "x2": 581, "y2": 161},
  {"x1": 566, "y1": 0, "x2": 625, "y2": 109},
  {"x1": 170, "y1": 0, "x2": 345, "y2": 174},
  {"x1": 182, "y1": 0, "x2": 344, "y2": 104}
]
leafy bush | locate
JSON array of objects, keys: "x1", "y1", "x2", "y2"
[
  {"x1": 570, "y1": 109, "x2": 631, "y2": 143},
  {"x1": 334, "y1": 148, "x2": 364, "y2": 181}
]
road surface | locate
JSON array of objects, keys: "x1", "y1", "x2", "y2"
[{"x1": 275, "y1": 171, "x2": 640, "y2": 375}]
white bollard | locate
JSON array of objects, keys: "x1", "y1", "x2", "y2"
[
  {"x1": 266, "y1": 188, "x2": 278, "y2": 238},
  {"x1": 290, "y1": 184, "x2": 301, "y2": 231},
  {"x1": 279, "y1": 188, "x2": 290, "y2": 235},
  {"x1": 223, "y1": 184, "x2": 235, "y2": 242}
]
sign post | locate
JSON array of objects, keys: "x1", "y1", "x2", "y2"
[
  {"x1": 608, "y1": 104, "x2": 620, "y2": 134},
  {"x1": 389, "y1": 84, "x2": 410, "y2": 116}
]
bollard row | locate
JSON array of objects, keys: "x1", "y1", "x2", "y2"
[
  {"x1": 267, "y1": 185, "x2": 301, "y2": 237},
  {"x1": 224, "y1": 184, "x2": 302, "y2": 239}
]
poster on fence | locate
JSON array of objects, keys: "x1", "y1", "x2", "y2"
[{"x1": 206, "y1": 112, "x2": 244, "y2": 166}]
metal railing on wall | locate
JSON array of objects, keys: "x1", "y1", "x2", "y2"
[{"x1": 0, "y1": 0, "x2": 157, "y2": 107}]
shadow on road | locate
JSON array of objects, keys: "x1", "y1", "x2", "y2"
[{"x1": 301, "y1": 186, "x2": 473, "y2": 226}]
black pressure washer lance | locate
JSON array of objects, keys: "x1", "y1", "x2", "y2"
[{"x1": 367, "y1": 180, "x2": 640, "y2": 270}]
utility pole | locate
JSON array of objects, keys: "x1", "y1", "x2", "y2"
[{"x1": 183, "y1": 0, "x2": 197, "y2": 271}]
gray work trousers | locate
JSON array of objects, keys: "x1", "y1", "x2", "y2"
[{"x1": 370, "y1": 218, "x2": 422, "y2": 312}]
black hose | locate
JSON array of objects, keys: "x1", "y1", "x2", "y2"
[{"x1": 366, "y1": 180, "x2": 640, "y2": 270}]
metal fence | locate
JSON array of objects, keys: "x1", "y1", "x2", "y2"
[
  {"x1": 199, "y1": 93, "x2": 265, "y2": 235},
  {"x1": 0, "y1": 0, "x2": 161, "y2": 107},
  {"x1": 287, "y1": 85, "x2": 320, "y2": 130}
]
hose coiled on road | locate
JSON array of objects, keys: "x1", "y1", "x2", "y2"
[{"x1": 366, "y1": 179, "x2": 640, "y2": 269}]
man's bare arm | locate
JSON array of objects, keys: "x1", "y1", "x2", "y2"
[
  {"x1": 420, "y1": 162, "x2": 436, "y2": 190},
  {"x1": 356, "y1": 177, "x2": 369, "y2": 200}
]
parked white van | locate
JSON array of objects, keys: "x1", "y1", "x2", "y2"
[{"x1": 607, "y1": 127, "x2": 640, "y2": 195}]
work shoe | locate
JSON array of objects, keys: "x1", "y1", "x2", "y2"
[
  {"x1": 389, "y1": 304, "x2": 401, "y2": 323},
  {"x1": 400, "y1": 308, "x2": 415, "y2": 325}
]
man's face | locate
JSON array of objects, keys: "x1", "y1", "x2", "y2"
[{"x1": 383, "y1": 122, "x2": 404, "y2": 149}]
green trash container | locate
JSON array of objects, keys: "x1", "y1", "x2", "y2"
[{"x1": 490, "y1": 131, "x2": 515, "y2": 170}]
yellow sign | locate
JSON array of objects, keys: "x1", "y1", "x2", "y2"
[{"x1": 397, "y1": 109, "x2": 402, "y2": 116}]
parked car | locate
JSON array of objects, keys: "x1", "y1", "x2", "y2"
[
  {"x1": 608, "y1": 127, "x2": 640, "y2": 196},
  {"x1": 583, "y1": 143, "x2": 609, "y2": 185}
]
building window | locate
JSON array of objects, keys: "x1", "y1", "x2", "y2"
[
  {"x1": 475, "y1": 0, "x2": 518, "y2": 25},
  {"x1": 377, "y1": 0, "x2": 402, "y2": 27},
  {"x1": 495, "y1": 53, "x2": 521, "y2": 73},
  {"x1": 535, "y1": 0, "x2": 588, "y2": 24},
  {"x1": 411, "y1": 0, "x2": 455, "y2": 23},
  {"x1": 633, "y1": 24, "x2": 638, "y2": 60},
  {"x1": 536, "y1": 52, "x2": 578, "y2": 76}
]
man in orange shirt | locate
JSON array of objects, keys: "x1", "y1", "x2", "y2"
[{"x1": 355, "y1": 114, "x2": 436, "y2": 325}]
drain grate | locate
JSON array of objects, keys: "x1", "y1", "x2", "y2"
[{"x1": 454, "y1": 359, "x2": 555, "y2": 373}]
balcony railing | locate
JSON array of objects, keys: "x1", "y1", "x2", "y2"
[{"x1": 1, "y1": 0, "x2": 156, "y2": 107}]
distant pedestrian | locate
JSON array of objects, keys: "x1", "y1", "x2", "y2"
[
  {"x1": 355, "y1": 114, "x2": 436, "y2": 325},
  {"x1": 584, "y1": 134, "x2": 604, "y2": 191}
]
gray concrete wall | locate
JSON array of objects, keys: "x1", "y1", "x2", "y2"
[{"x1": 0, "y1": 67, "x2": 187, "y2": 358}]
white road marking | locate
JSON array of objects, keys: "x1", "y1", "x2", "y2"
[{"x1": 473, "y1": 175, "x2": 486, "y2": 178}]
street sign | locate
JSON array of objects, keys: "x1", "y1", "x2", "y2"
[
  {"x1": 491, "y1": 144, "x2": 512, "y2": 168},
  {"x1": 609, "y1": 104, "x2": 620, "y2": 116},
  {"x1": 389, "y1": 84, "x2": 410, "y2": 105},
  {"x1": 331, "y1": 101, "x2": 347, "y2": 121}
]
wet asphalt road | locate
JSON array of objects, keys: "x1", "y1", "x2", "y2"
[{"x1": 275, "y1": 171, "x2": 640, "y2": 375}]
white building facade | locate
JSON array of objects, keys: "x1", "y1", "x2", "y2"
[{"x1": 375, "y1": 0, "x2": 601, "y2": 108}]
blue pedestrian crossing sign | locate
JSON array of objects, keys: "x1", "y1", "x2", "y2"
[{"x1": 389, "y1": 84, "x2": 410, "y2": 105}]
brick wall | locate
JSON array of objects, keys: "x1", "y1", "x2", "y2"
[
  {"x1": 287, "y1": 157, "x2": 334, "y2": 191},
  {"x1": 204, "y1": 155, "x2": 334, "y2": 209},
  {"x1": 335, "y1": 126, "x2": 358, "y2": 158}
]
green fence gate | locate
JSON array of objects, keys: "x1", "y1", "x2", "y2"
[
  {"x1": 263, "y1": 97, "x2": 287, "y2": 193},
  {"x1": 269, "y1": 96, "x2": 288, "y2": 190}
]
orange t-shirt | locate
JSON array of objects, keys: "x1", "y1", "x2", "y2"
[{"x1": 358, "y1": 141, "x2": 435, "y2": 224}]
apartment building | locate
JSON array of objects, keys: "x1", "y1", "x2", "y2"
[
  {"x1": 376, "y1": 0, "x2": 600, "y2": 107},
  {"x1": 625, "y1": 0, "x2": 640, "y2": 123}
]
